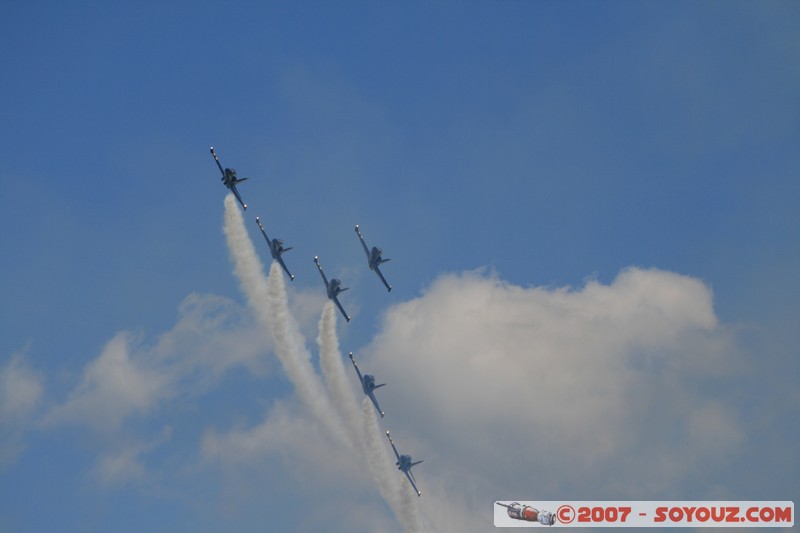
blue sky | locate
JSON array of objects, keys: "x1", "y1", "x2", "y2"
[{"x1": 1, "y1": 2, "x2": 798, "y2": 532}]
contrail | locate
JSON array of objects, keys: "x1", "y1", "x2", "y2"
[
  {"x1": 362, "y1": 398, "x2": 405, "y2": 525},
  {"x1": 361, "y1": 398, "x2": 426, "y2": 533},
  {"x1": 223, "y1": 194, "x2": 351, "y2": 449},
  {"x1": 317, "y1": 301, "x2": 364, "y2": 451},
  {"x1": 317, "y1": 267, "x2": 429, "y2": 531},
  {"x1": 224, "y1": 193, "x2": 426, "y2": 529}
]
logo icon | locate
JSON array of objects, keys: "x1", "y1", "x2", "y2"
[{"x1": 496, "y1": 501, "x2": 556, "y2": 526}]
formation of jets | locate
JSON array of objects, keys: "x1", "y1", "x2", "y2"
[
  {"x1": 209, "y1": 147, "x2": 393, "y2": 296},
  {"x1": 351, "y1": 352, "x2": 421, "y2": 496},
  {"x1": 210, "y1": 146, "x2": 422, "y2": 496}
]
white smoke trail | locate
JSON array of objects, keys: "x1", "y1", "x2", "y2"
[
  {"x1": 361, "y1": 398, "x2": 426, "y2": 533},
  {"x1": 362, "y1": 398, "x2": 404, "y2": 522},
  {"x1": 223, "y1": 194, "x2": 351, "y2": 449},
  {"x1": 224, "y1": 193, "x2": 426, "y2": 530},
  {"x1": 320, "y1": 300, "x2": 432, "y2": 531},
  {"x1": 317, "y1": 301, "x2": 364, "y2": 451}
]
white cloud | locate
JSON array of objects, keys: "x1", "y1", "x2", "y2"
[
  {"x1": 356, "y1": 267, "x2": 744, "y2": 528},
  {"x1": 1, "y1": 354, "x2": 44, "y2": 469},
  {"x1": 199, "y1": 400, "x2": 397, "y2": 531},
  {"x1": 46, "y1": 332, "x2": 166, "y2": 431},
  {"x1": 24, "y1": 267, "x2": 759, "y2": 532},
  {"x1": 201, "y1": 400, "x2": 366, "y2": 490},
  {"x1": 1, "y1": 354, "x2": 43, "y2": 422},
  {"x1": 44, "y1": 293, "x2": 272, "y2": 433},
  {"x1": 195, "y1": 267, "x2": 747, "y2": 532},
  {"x1": 91, "y1": 426, "x2": 172, "y2": 486},
  {"x1": 150, "y1": 292, "x2": 274, "y2": 387}
]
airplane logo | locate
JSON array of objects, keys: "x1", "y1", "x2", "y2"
[{"x1": 496, "y1": 502, "x2": 556, "y2": 526}]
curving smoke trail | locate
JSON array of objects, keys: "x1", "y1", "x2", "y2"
[
  {"x1": 223, "y1": 194, "x2": 351, "y2": 449},
  {"x1": 362, "y1": 398, "x2": 405, "y2": 525},
  {"x1": 361, "y1": 398, "x2": 426, "y2": 533},
  {"x1": 224, "y1": 193, "x2": 426, "y2": 531},
  {"x1": 317, "y1": 301, "x2": 364, "y2": 451},
  {"x1": 319, "y1": 300, "x2": 429, "y2": 532}
]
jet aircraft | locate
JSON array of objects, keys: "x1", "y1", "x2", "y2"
[
  {"x1": 256, "y1": 217, "x2": 294, "y2": 281},
  {"x1": 386, "y1": 431, "x2": 423, "y2": 496},
  {"x1": 355, "y1": 224, "x2": 392, "y2": 292},
  {"x1": 313, "y1": 256, "x2": 350, "y2": 322},
  {"x1": 349, "y1": 352, "x2": 385, "y2": 417},
  {"x1": 210, "y1": 146, "x2": 248, "y2": 210}
]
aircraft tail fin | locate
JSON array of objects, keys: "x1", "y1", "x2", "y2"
[
  {"x1": 374, "y1": 383, "x2": 386, "y2": 389},
  {"x1": 380, "y1": 258, "x2": 391, "y2": 264},
  {"x1": 282, "y1": 246, "x2": 293, "y2": 253}
]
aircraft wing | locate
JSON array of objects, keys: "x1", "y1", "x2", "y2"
[
  {"x1": 386, "y1": 431, "x2": 401, "y2": 462},
  {"x1": 355, "y1": 225, "x2": 370, "y2": 260},
  {"x1": 230, "y1": 184, "x2": 247, "y2": 210},
  {"x1": 405, "y1": 470, "x2": 421, "y2": 496},
  {"x1": 256, "y1": 217, "x2": 271, "y2": 245},
  {"x1": 349, "y1": 353, "x2": 364, "y2": 384},
  {"x1": 276, "y1": 256, "x2": 295, "y2": 281},
  {"x1": 210, "y1": 147, "x2": 225, "y2": 177},
  {"x1": 332, "y1": 295, "x2": 351, "y2": 323},
  {"x1": 374, "y1": 265, "x2": 392, "y2": 292},
  {"x1": 314, "y1": 256, "x2": 329, "y2": 288},
  {"x1": 368, "y1": 391, "x2": 384, "y2": 418}
]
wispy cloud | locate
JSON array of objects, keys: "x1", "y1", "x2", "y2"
[
  {"x1": 14, "y1": 261, "x2": 763, "y2": 532},
  {"x1": 91, "y1": 426, "x2": 173, "y2": 486},
  {"x1": 223, "y1": 194, "x2": 351, "y2": 448},
  {"x1": 44, "y1": 332, "x2": 167, "y2": 432},
  {"x1": 1, "y1": 354, "x2": 43, "y2": 469},
  {"x1": 1, "y1": 354, "x2": 43, "y2": 422},
  {"x1": 362, "y1": 267, "x2": 744, "y2": 525},
  {"x1": 42, "y1": 292, "x2": 272, "y2": 434},
  {"x1": 199, "y1": 265, "x2": 745, "y2": 531}
]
